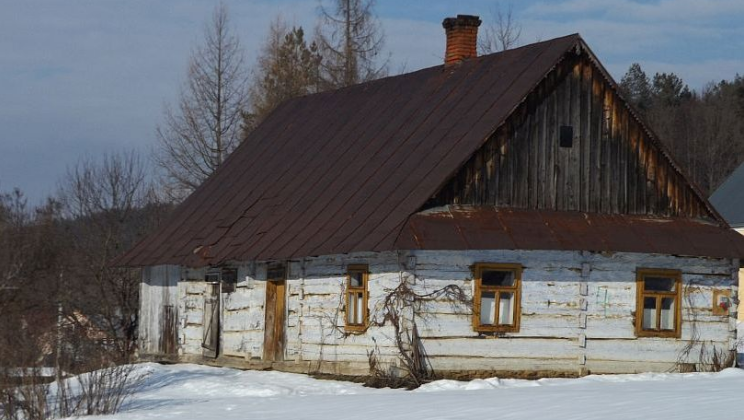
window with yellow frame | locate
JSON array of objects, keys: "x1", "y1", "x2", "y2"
[
  {"x1": 345, "y1": 264, "x2": 368, "y2": 332},
  {"x1": 473, "y1": 263, "x2": 521, "y2": 333},
  {"x1": 635, "y1": 269, "x2": 682, "y2": 338}
]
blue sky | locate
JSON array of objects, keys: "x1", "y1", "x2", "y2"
[{"x1": 1, "y1": 0, "x2": 742, "y2": 203}]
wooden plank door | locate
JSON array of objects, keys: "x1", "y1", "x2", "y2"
[
  {"x1": 202, "y1": 283, "x2": 220, "y2": 358},
  {"x1": 263, "y1": 277, "x2": 286, "y2": 362},
  {"x1": 160, "y1": 305, "x2": 177, "y2": 356}
]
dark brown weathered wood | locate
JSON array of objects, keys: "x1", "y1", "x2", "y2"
[
  {"x1": 589, "y1": 73, "x2": 602, "y2": 213},
  {"x1": 425, "y1": 53, "x2": 716, "y2": 222},
  {"x1": 263, "y1": 275, "x2": 286, "y2": 362},
  {"x1": 580, "y1": 62, "x2": 592, "y2": 211}
]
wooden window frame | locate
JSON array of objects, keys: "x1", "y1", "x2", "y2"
[
  {"x1": 472, "y1": 263, "x2": 522, "y2": 333},
  {"x1": 712, "y1": 289, "x2": 732, "y2": 316},
  {"x1": 635, "y1": 269, "x2": 682, "y2": 338},
  {"x1": 205, "y1": 267, "x2": 238, "y2": 293},
  {"x1": 345, "y1": 264, "x2": 369, "y2": 333}
]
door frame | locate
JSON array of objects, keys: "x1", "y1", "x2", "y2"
[
  {"x1": 263, "y1": 264, "x2": 287, "y2": 362},
  {"x1": 202, "y1": 282, "x2": 220, "y2": 358}
]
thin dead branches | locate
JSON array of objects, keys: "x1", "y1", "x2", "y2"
[
  {"x1": 478, "y1": 4, "x2": 522, "y2": 54},
  {"x1": 366, "y1": 271, "x2": 470, "y2": 388},
  {"x1": 156, "y1": 2, "x2": 249, "y2": 200}
]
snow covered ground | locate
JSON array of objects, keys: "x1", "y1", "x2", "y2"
[{"x1": 82, "y1": 363, "x2": 743, "y2": 420}]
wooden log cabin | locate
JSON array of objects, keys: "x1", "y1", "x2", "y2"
[{"x1": 120, "y1": 15, "x2": 744, "y2": 377}]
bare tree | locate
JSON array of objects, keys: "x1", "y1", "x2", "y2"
[
  {"x1": 59, "y1": 151, "x2": 164, "y2": 361},
  {"x1": 156, "y1": 2, "x2": 249, "y2": 200},
  {"x1": 478, "y1": 4, "x2": 522, "y2": 54},
  {"x1": 245, "y1": 18, "x2": 323, "y2": 130},
  {"x1": 0, "y1": 189, "x2": 32, "y2": 319},
  {"x1": 315, "y1": 0, "x2": 387, "y2": 89}
]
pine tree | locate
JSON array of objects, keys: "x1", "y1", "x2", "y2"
[
  {"x1": 652, "y1": 72, "x2": 691, "y2": 107},
  {"x1": 620, "y1": 63, "x2": 653, "y2": 114},
  {"x1": 246, "y1": 20, "x2": 323, "y2": 130}
]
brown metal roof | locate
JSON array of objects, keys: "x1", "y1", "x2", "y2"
[
  {"x1": 117, "y1": 33, "x2": 740, "y2": 267},
  {"x1": 395, "y1": 206, "x2": 744, "y2": 259}
]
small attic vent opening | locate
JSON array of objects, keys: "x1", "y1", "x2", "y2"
[{"x1": 560, "y1": 125, "x2": 573, "y2": 148}]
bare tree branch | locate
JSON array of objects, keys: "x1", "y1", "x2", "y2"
[
  {"x1": 155, "y1": 2, "x2": 249, "y2": 201},
  {"x1": 478, "y1": 4, "x2": 522, "y2": 54},
  {"x1": 315, "y1": 0, "x2": 388, "y2": 89}
]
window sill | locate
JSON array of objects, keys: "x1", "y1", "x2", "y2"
[
  {"x1": 473, "y1": 326, "x2": 519, "y2": 334},
  {"x1": 344, "y1": 325, "x2": 368, "y2": 334},
  {"x1": 635, "y1": 331, "x2": 681, "y2": 339}
]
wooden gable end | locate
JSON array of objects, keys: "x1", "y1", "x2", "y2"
[{"x1": 424, "y1": 48, "x2": 717, "y2": 222}]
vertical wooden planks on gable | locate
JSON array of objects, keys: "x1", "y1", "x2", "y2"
[
  {"x1": 609, "y1": 91, "x2": 620, "y2": 214},
  {"x1": 589, "y1": 69, "x2": 602, "y2": 213},
  {"x1": 580, "y1": 60, "x2": 592, "y2": 212},
  {"x1": 547, "y1": 71, "x2": 558, "y2": 210},
  {"x1": 558, "y1": 63, "x2": 570, "y2": 210},
  {"x1": 420, "y1": 54, "x2": 715, "y2": 222},
  {"x1": 569, "y1": 61, "x2": 582, "y2": 211},
  {"x1": 536, "y1": 82, "x2": 548, "y2": 209},
  {"x1": 513, "y1": 108, "x2": 528, "y2": 208},
  {"x1": 528, "y1": 91, "x2": 539, "y2": 209},
  {"x1": 600, "y1": 83, "x2": 611, "y2": 213},
  {"x1": 627, "y1": 122, "x2": 638, "y2": 214}
]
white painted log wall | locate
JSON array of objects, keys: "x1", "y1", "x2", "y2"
[
  {"x1": 149, "y1": 250, "x2": 737, "y2": 374},
  {"x1": 735, "y1": 227, "x2": 744, "y2": 322}
]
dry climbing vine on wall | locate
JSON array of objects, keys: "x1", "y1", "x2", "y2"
[
  {"x1": 307, "y1": 262, "x2": 471, "y2": 386},
  {"x1": 366, "y1": 270, "x2": 471, "y2": 387},
  {"x1": 675, "y1": 279, "x2": 736, "y2": 372}
]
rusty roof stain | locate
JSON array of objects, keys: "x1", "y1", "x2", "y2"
[
  {"x1": 117, "y1": 34, "x2": 740, "y2": 267},
  {"x1": 396, "y1": 206, "x2": 744, "y2": 259}
]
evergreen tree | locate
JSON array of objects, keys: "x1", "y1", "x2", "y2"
[
  {"x1": 619, "y1": 63, "x2": 653, "y2": 114},
  {"x1": 652, "y1": 72, "x2": 691, "y2": 107},
  {"x1": 246, "y1": 21, "x2": 323, "y2": 130}
]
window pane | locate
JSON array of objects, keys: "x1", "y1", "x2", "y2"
[
  {"x1": 642, "y1": 297, "x2": 657, "y2": 330},
  {"x1": 347, "y1": 292, "x2": 355, "y2": 323},
  {"x1": 482, "y1": 270, "x2": 514, "y2": 287},
  {"x1": 349, "y1": 272, "x2": 364, "y2": 288},
  {"x1": 644, "y1": 276, "x2": 675, "y2": 292},
  {"x1": 498, "y1": 292, "x2": 514, "y2": 325},
  {"x1": 356, "y1": 294, "x2": 364, "y2": 324},
  {"x1": 480, "y1": 292, "x2": 496, "y2": 325},
  {"x1": 221, "y1": 268, "x2": 237, "y2": 283},
  {"x1": 660, "y1": 297, "x2": 675, "y2": 330}
]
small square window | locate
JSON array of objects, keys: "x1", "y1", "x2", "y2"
[
  {"x1": 221, "y1": 268, "x2": 238, "y2": 293},
  {"x1": 205, "y1": 267, "x2": 238, "y2": 293},
  {"x1": 636, "y1": 269, "x2": 681, "y2": 338},
  {"x1": 473, "y1": 264, "x2": 521, "y2": 333},
  {"x1": 559, "y1": 125, "x2": 573, "y2": 148},
  {"x1": 712, "y1": 289, "x2": 732, "y2": 316}
]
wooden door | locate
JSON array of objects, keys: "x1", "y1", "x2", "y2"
[
  {"x1": 159, "y1": 305, "x2": 177, "y2": 356},
  {"x1": 263, "y1": 276, "x2": 286, "y2": 362},
  {"x1": 202, "y1": 283, "x2": 220, "y2": 358}
]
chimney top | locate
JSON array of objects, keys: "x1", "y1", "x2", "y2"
[
  {"x1": 442, "y1": 15, "x2": 482, "y2": 67},
  {"x1": 442, "y1": 14, "x2": 482, "y2": 30}
]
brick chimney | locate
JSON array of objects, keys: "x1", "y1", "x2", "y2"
[{"x1": 442, "y1": 15, "x2": 482, "y2": 67}]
